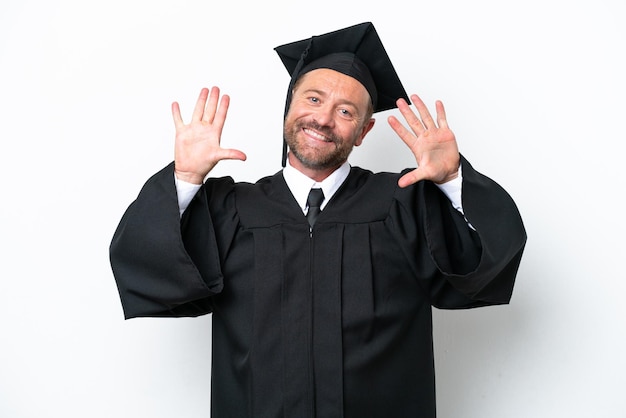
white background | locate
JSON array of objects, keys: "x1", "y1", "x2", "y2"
[{"x1": 1, "y1": 1, "x2": 624, "y2": 417}]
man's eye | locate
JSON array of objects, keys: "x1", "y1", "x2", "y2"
[
  {"x1": 309, "y1": 97, "x2": 319, "y2": 103},
  {"x1": 339, "y1": 109, "x2": 352, "y2": 117}
]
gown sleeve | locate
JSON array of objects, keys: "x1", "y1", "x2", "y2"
[
  {"x1": 109, "y1": 162, "x2": 225, "y2": 319},
  {"x1": 418, "y1": 155, "x2": 527, "y2": 308}
]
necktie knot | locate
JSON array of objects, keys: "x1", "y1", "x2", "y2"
[
  {"x1": 306, "y1": 188, "x2": 325, "y2": 228},
  {"x1": 307, "y1": 188, "x2": 324, "y2": 208}
]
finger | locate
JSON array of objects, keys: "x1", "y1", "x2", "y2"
[
  {"x1": 398, "y1": 168, "x2": 426, "y2": 188},
  {"x1": 192, "y1": 88, "x2": 210, "y2": 122},
  {"x1": 388, "y1": 115, "x2": 418, "y2": 149},
  {"x1": 211, "y1": 94, "x2": 230, "y2": 138},
  {"x1": 202, "y1": 86, "x2": 221, "y2": 124},
  {"x1": 171, "y1": 101, "x2": 183, "y2": 129},
  {"x1": 410, "y1": 94, "x2": 437, "y2": 130},
  {"x1": 435, "y1": 100, "x2": 449, "y2": 129},
  {"x1": 216, "y1": 148, "x2": 247, "y2": 162},
  {"x1": 396, "y1": 98, "x2": 426, "y2": 135}
]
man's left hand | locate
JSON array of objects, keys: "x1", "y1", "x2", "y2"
[{"x1": 388, "y1": 94, "x2": 460, "y2": 188}]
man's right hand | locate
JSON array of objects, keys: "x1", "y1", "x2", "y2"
[{"x1": 172, "y1": 87, "x2": 247, "y2": 184}]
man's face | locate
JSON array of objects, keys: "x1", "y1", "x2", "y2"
[{"x1": 284, "y1": 68, "x2": 374, "y2": 174}]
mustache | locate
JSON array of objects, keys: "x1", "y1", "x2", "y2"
[{"x1": 298, "y1": 120, "x2": 341, "y2": 143}]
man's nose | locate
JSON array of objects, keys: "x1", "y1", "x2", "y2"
[{"x1": 312, "y1": 104, "x2": 335, "y2": 127}]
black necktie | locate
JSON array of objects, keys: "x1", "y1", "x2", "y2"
[{"x1": 306, "y1": 188, "x2": 325, "y2": 228}]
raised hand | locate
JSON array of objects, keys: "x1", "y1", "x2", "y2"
[
  {"x1": 172, "y1": 87, "x2": 247, "y2": 184},
  {"x1": 387, "y1": 94, "x2": 460, "y2": 188}
]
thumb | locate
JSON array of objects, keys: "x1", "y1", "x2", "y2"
[
  {"x1": 397, "y1": 168, "x2": 426, "y2": 188},
  {"x1": 217, "y1": 148, "x2": 247, "y2": 162}
]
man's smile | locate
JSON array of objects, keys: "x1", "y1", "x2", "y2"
[{"x1": 303, "y1": 127, "x2": 334, "y2": 143}]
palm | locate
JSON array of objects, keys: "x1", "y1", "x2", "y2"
[
  {"x1": 388, "y1": 94, "x2": 460, "y2": 187},
  {"x1": 172, "y1": 87, "x2": 246, "y2": 184}
]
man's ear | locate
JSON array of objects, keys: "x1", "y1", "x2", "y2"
[{"x1": 355, "y1": 118, "x2": 375, "y2": 147}]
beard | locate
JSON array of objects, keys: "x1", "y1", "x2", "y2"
[{"x1": 284, "y1": 119, "x2": 357, "y2": 171}]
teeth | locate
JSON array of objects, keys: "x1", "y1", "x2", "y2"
[{"x1": 304, "y1": 128, "x2": 329, "y2": 142}]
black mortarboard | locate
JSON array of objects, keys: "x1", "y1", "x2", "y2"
[{"x1": 274, "y1": 21, "x2": 410, "y2": 166}]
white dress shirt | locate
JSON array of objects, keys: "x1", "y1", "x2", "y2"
[
  {"x1": 175, "y1": 161, "x2": 465, "y2": 218},
  {"x1": 282, "y1": 160, "x2": 351, "y2": 215}
]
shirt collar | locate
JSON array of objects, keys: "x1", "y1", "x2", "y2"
[{"x1": 283, "y1": 159, "x2": 351, "y2": 212}]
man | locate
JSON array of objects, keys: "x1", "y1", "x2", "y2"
[{"x1": 110, "y1": 22, "x2": 526, "y2": 418}]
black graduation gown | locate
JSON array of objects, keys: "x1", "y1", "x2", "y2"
[{"x1": 110, "y1": 156, "x2": 526, "y2": 418}]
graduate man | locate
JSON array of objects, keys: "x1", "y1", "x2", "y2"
[{"x1": 110, "y1": 22, "x2": 526, "y2": 418}]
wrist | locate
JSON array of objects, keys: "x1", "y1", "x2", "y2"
[
  {"x1": 174, "y1": 169, "x2": 204, "y2": 185},
  {"x1": 434, "y1": 160, "x2": 461, "y2": 185},
  {"x1": 435, "y1": 171, "x2": 459, "y2": 185}
]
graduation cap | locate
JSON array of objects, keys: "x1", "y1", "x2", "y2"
[{"x1": 274, "y1": 21, "x2": 410, "y2": 166}]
